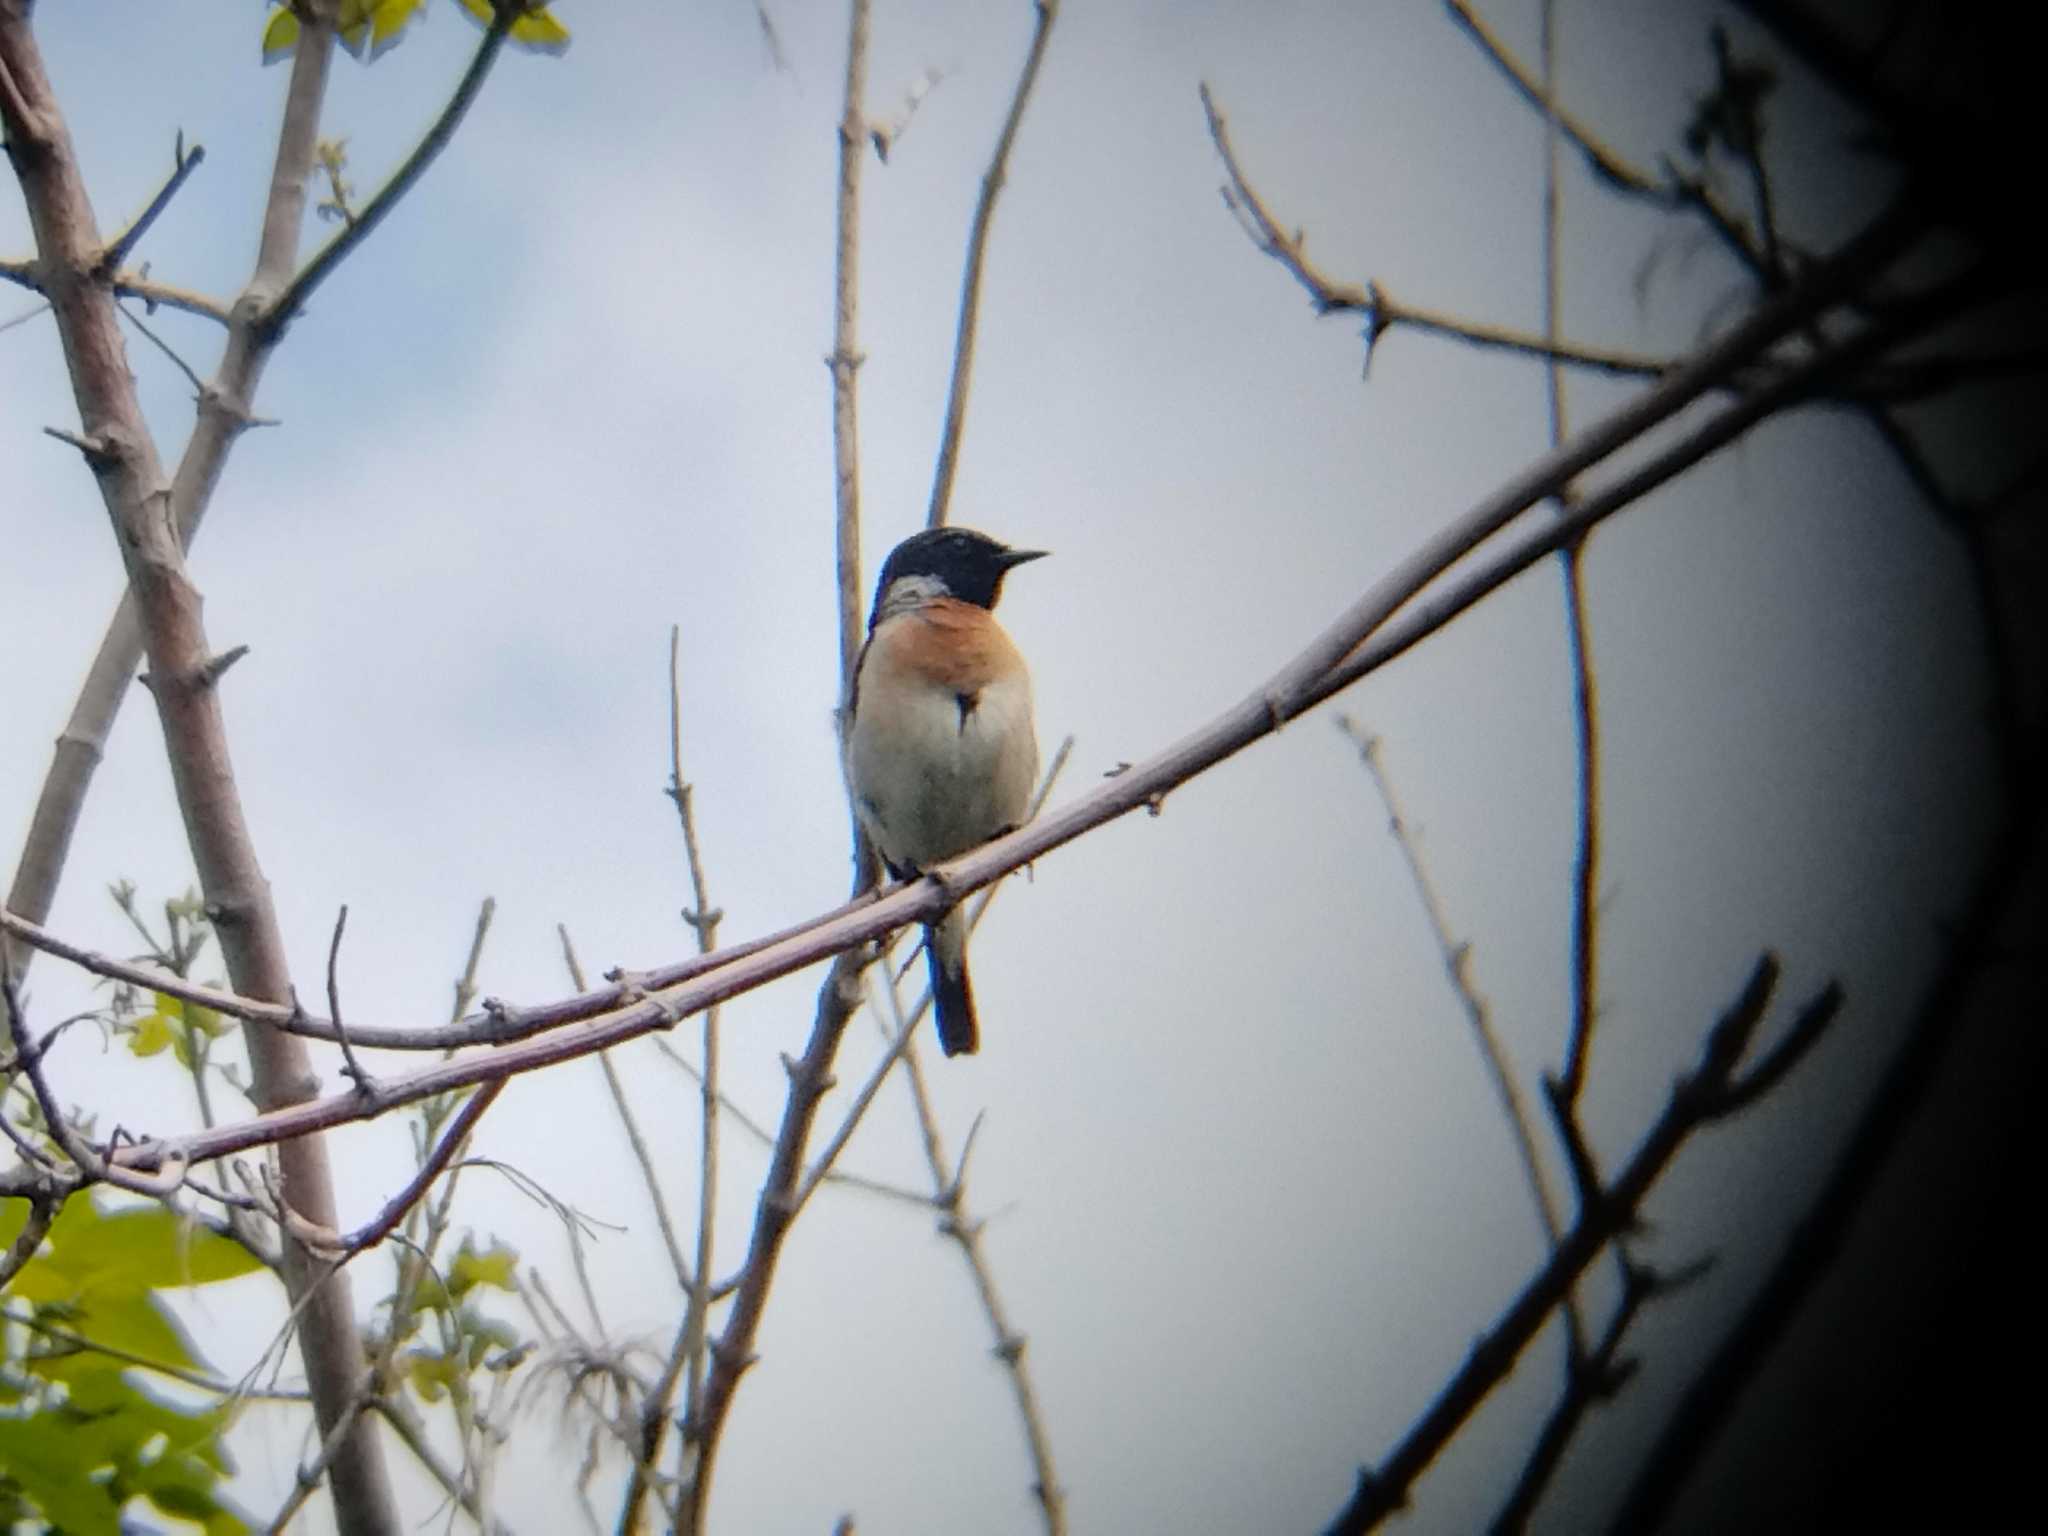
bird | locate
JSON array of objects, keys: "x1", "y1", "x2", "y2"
[{"x1": 844, "y1": 526, "x2": 1047, "y2": 1056}]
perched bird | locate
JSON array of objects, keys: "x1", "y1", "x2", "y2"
[{"x1": 844, "y1": 527, "x2": 1047, "y2": 1056}]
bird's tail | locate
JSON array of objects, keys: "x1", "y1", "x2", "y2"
[{"x1": 926, "y1": 909, "x2": 978, "y2": 1057}]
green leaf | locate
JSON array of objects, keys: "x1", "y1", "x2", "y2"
[
  {"x1": 453, "y1": 0, "x2": 572, "y2": 56},
  {"x1": 63, "y1": 1371, "x2": 235, "y2": 1476},
  {"x1": 129, "y1": 1010, "x2": 175, "y2": 1058},
  {"x1": 448, "y1": 1237, "x2": 517, "y2": 1297},
  {"x1": 260, "y1": 7, "x2": 299, "y2": 65},
  {"x1": 32, "y1": 1290, "x2": 202, "y2": 1378},
  {"x1": 50, "y1": 1200, "x2": 264, "y2": 1291},
  {"x1": 0, "y1": 1416, "x2": 118, "y2": 1533},
  {"x1": 406, "y1": 1349, "x2": 456, "y2": 1403}
]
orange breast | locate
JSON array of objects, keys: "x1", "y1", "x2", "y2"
[{"x1": 873, "y1": 598, "x2": 1024, "y2": 695}]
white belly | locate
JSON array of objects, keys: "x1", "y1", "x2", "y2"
[{"x1": 846, "y1": 670, "x2": 1037, "y2": 871}]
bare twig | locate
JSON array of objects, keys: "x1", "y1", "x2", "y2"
[
  {"x1": 884, "y1": 974, "x2": 1066, "y2": 1531},
  {"x1": 683, "y1": 948, "x2": 864, "y2": 1532},
  {"x1": 266, "y1": 1391, "x2": 372, "y2": 1536},
  {"x1": 325, "y1": 903, "x2": 372, "y2": 1092},
  {"x1": 1335, "y1": 721, "x2": 1567, "y2": 1266},
  {"x1": 827, "y1": 0, "x2": 872, "y2": 807},
  {"x1": 1615, "y1": 804, "x2": 2025, "y2": 1527},
  {"x1": 116, "y1": 299, "x2": 207, "y2": 396},
  {"x1": 925, "y1": 0, "x2": 1062, "y2": 528},
  {"x1": 98, "y1": 133, "x2": 205, "y2": 274},
  {"x1": 1490, "y1": 1255, "x2": 1714, "y2": 1531},
  {"x1": 265, "y1": 8, "x2": 517, "y2": 339},
  {"x1": 451, "y1": 896, "x2": 496, "y2": 1022},
  {"x1": 3, "y1": 1302, "x2": 313, "y2": 1400},
  {"x1": 0, "y1": 256, "x2": 233, "y2": 324},
  {"x1": 650, "y1": 1034, "x2": 932, "y2": 1209},
  {"x1": 337, "y1": 1083, "x2": 504, "y2": 1257},
  {"x1": 671, "y1": 624, "x2": 727, "y2": 1514},
  {"x1": 0, "y1": 1193, "x2": 57, "y2": 1289},
  {"x1": 1324, "y1": 959, "x2": 1844, "y2": 1532},
  {"x1": 1528, "y1": 0, "x2": 1609, "y2": 1376},
  {"x1": 0, "y1": 293, "x2": 49, "y2": 332},
  {"x1": 564, "y1": 930, "x2": 694, "y2": 1293},
  {"x1": 1443, "y1": 0, "x2": 1767, "y2": 276}
]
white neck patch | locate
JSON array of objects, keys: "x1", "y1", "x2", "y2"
[{"x1": 876, "y1": 572, "x2": 951, "y2": 623}]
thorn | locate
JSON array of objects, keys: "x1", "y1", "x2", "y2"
[
  {"x1": 196, "y1": 644, "x2": 250, "y2": 689},
  {"x1": 43, "y1": 425, "x2": 117, "y2": 467}
]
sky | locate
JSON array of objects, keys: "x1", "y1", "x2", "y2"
[{"x1": 0, "y1": 2, "x2": 2018, "y2": 1533}]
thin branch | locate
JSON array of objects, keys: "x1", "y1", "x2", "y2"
[
  {"x1": 649, "y1": 1034, "x2": 933, "y2": 1209},
  {"x1": 265, "y1": 8, "x2": 516, "y2": 339},
  {"x1": 1489, "y1": 1255, "x2": 1714, "y2": 1532},
  {"x1": 0, "y1": 1193, "x2": 57, "y2": 1289},
  {"x1": 98, "y1": 133, "x2": 205, "y2": 274},
  {"x1": 564, "y1": 930, "x2": 694, "y2": 1294},
  {"x1": 371, "y1": 1393, "x2": 508, "y2": 1536},
  {"x1": 2, "y1": 256, "x2": 232, "y2": 325},
  {"x1": 1443, "y1": 0, "x2": 1767, "y2": 276},
  {"x1": 827, "y1": 0, "x2": 874, "y2": 882},
  {"x1": 3, "y1": 1302, "x2": 313, "y2": 1401},
  {"x1": 0, "y1": 293, "x2": 49, "y2": 332},
  {"x1": 1324, "y1": 960, "x2": 1843, "y2": 1532},
  {"x1": 335, "y1": 1082, "x2": 504, "y2": 1257},
  {"x1": 266, "y1": 1391, "x2": 372, "y2": 1536},
  {"x1": 1200, "y1": 79, "x2": 1728, "y2": 382},
  {"x1": 451, "y1": 895, "x2": 497, "y2": 1023},
  {"x1": 117, "y1": 295, "x2": 208, "y2": 394},
  {"x1": 681, "y1": 948, "x2": 866, "y2": 1533},
  {"x1": 1200, "y1": 81, "x2": 1368, "y2": 316},
  {"x1": 1335, "y1": 720, "x2": 1569, "y2": 1269},
  {"x1": 673, "y1": 624, "x2": 726, "y2": 1514},
  {"x1": 787, "y1": 965, "x2": 913, "y2": 1215},
  {"x1": 1614, "y1": 787, "x2": 2024, "y2": 1528},
  {"x1": 924, "y1": 0, "x2": 1062, "y2": 529},
  {"x1": 325, "y1": 903, "x2": 372, "y2": 1092},
  {"x1": 885, "y1": 975, "x2": 1066, "y2": 1532}
]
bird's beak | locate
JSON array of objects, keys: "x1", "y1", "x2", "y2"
[{"x1": 999, "y1": 547, "x2": 1050, "y2": 569}]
